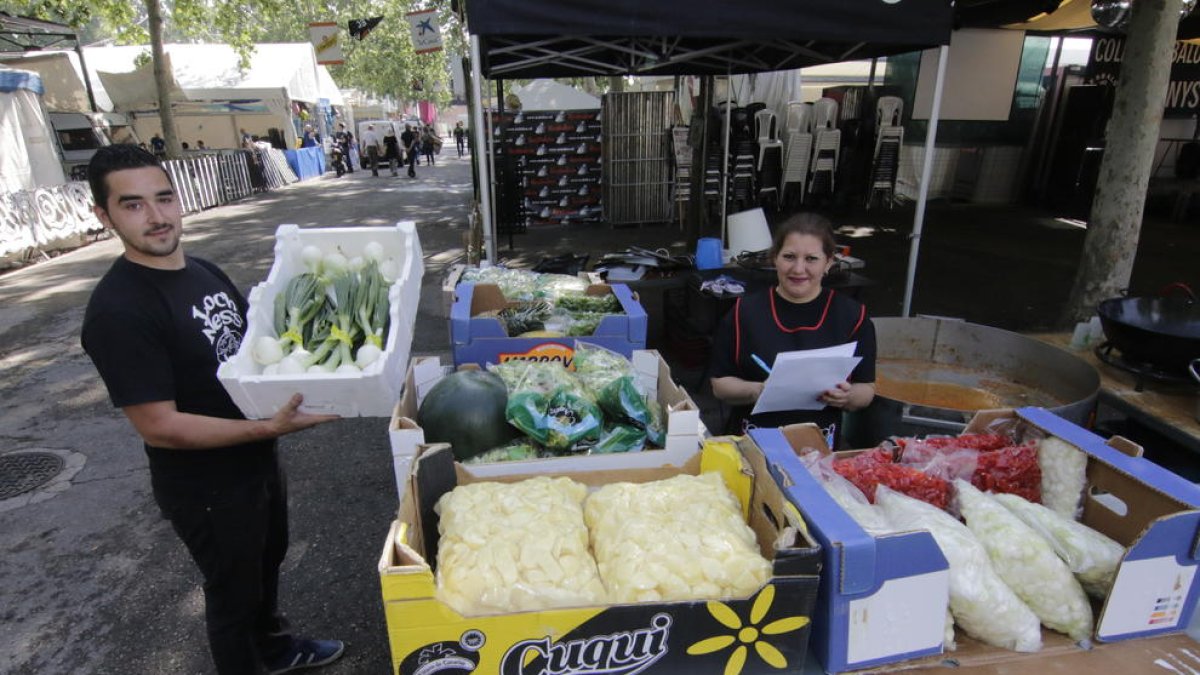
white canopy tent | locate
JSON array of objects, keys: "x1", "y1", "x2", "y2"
[
  {"x1": 0, "y1": 66, "x2": 65, "y2": 192},
  {"x1": 81, "y1": 43, "x2": 326, "y2": 148},
  {"x1": 508, "y1": 80, "x2": 600, "y2": 110},
  {"x1": 0, "y1": 51, "x2": 93, "y2": 113}
]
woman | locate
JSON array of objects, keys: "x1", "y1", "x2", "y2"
[{"x1": 709, "y1": 212, "x2": 875, "y2": 445}]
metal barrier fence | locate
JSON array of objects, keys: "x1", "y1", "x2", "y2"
[{"x1": 1, "y1": 148, "x2": 302, "y2": 260}]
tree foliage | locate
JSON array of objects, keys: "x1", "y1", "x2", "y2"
[
  {"x1": 2, "y1": 0, "x2": 453, "y2": 102},
  {"x1": 257, "y1": 0, "x2": 454, "y2": 104}
]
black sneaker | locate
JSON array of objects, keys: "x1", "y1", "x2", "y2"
[{"x1": 265, "y1": 638, "x2": 345, "y2": 674}]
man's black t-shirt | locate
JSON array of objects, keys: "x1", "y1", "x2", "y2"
[
  {"x1": 710, "y1": 286, "x2": 876, "y2": 437},
  {"x1": 81, "y1": 256, "x2": 274, "y2": 479}
]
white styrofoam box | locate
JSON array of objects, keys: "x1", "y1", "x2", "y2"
[
  {"x1": 386, "y1": 349, "x2": 704, "y2": 495},
  {"x1": 217, "y1": 221, "x2": 424, "y2": 418}
]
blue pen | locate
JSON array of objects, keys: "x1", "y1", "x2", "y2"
[{"x1": 751, "y1": 353, "x2": 772, "y2": 376}]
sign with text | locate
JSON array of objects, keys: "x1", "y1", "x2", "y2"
[
  {"x1": 308, "y1": 22, "x2": 343, "y2": 65},
  {"x1": 405, "y1": 9, "x2": 443, "y2": 54},
  {"x1": 1088, "y1": 37, "x2": 1200, "y2": 117},
  {"x1": 492, "y1": 109, "x2": 604, "y2": 226}
]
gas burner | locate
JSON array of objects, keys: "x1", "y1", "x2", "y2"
[{"x1": 1093, "y1": 342, "x2": 1193, "y2": 391}]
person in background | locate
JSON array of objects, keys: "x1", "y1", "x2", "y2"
[
  {"x1": 196, "y1": 140, "x2": 207, "y2": 150},
  {"x1": 181, "y1": 142, "x2": 190, "y2": 151},
  {"x1": 382, "y1": 127, "x2": 400, "y2": 177},
  {"x1": 300, "y1": 125, "x2": 319, "y2": 149},
  {"x1": 240, "y1": 128, "x2": 254, "y2": 150},
  {"x1": 453, "y1": 121, "x2": 467, "y2": 157},
  {"x1": 400, "y1": 124, "x2": 418, "y2": 178},
  {"x1": 332, "y1": 123, "x2": 354, "y2": 173},
  {"x1": 421, "y1": 126, "x2": 438, "y2": 166},
  {"x1": 709, "y1": 212, "x2": 876, "y2": 446},
  {"x1": 150, "y1": 133, "x2": 166, "y2": 158},
  {"x1": 361, "y1": 124, "x2": 383, "y2": 177},
  {"x1": 80, "y1": 145, "x2": 343, "y2": 675}
]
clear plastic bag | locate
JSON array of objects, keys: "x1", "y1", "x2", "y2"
[
  {"x1": 800, "y1": 451, "x2": 893, "y2": 535},
  {"x1": 992, "y1": 493, "x2": 1124, "y2": 599},
  {"x1": 953, "y1": 480, "x2": 1093, "y2": 642},
  {"x1": 1037, "y1": 437, "x2": 1088, "y2": 520},
  {"x1": 506, "y1": 387, "x2": 603, "y2": 452},
  {"x1": 488, "y1": 359, "x2": 585, "y2": 397},
  {"x1": 585, "y1": 472, "x2": 771, "y2": 603},
  {"x1": 434, "y1": 476, "x2": 606, "y2": 615},
  {"x1": 875, "y1": 485, "x2": 1042, "y2": 652}
]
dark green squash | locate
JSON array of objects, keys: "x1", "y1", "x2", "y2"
[{"x1": 417, "y1": 369, "x2": 519, "y2": 461}]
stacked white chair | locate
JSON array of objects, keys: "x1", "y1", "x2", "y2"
[
  {"x1": 754, "y1": 109, "x2": 783, "y2": 208},
  {"x1": 781, "y1": 101, "x2": 813, "y2": 203},
  {"x1": 866, "y1": 96, "x2": 905, "y2": 210},
  {"x1": 812, "y1": 98, "x2": 839, "y2": 133},
  {"x1": 808, "y1": 127, "x2": 840, "y2": 197}
]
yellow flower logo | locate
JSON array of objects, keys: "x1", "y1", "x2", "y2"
[{"x1": 686, "y1": 584, "x2": 810, "y2": 675}]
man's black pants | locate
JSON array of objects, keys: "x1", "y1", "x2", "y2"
[{"x1": 153, "y1": 460, "x2": 292, "y2": 674}]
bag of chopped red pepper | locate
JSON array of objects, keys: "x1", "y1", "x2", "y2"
[
  {"x1": 971, "y1": 442, "x2": 1041, "y2": 503},
  {"x1": 832, "y1": 449, "x2": 952, "y2": 510}
]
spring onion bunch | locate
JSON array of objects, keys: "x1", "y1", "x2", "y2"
[{"x1": 253, "y1": 241, "x2": 393, "y2": 375}]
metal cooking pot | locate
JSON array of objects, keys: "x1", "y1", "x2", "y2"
[
  {"x1": 1096, "y1": 284, "x2": 1200, "y2": 374},
  {"x1": 843, "y1": 317, "x2": 1100, "y2": 448}
]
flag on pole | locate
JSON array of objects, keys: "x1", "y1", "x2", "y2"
[
  {"x1": 308, "y1": 22, "x2": 343, "y2": 65},
  {"x1": 405, "y1": 9, "x2": 443, "y2": 54},
  {"x1": 348, "y1": 16, "x2": 384, "y2": 40}
]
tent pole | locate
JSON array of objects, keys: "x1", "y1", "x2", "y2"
[
  {"x1": 902, "y1": 44, "x2": 949, "y2": 318},
  {"x1": 721, "y1": 74, "x2": 732, "y2": 245},
  {"x1": 468, "y1": 35, "x2": 496, "y2": 264}
]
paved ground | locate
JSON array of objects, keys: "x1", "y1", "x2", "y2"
[{"x1": 0, "y1": 151, "x2": 1197, "y2": 674}]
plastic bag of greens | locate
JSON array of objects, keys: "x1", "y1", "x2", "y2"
[
  {"x1": 564, "y1": 311, "x2": 609, "y2": 336},
  {"x1": 954, "y1": 480, "x2": 1093, "y2": 642},
  {"x1": 572, "y1": 342, "x2": 633, "y2": 393},
  {"x1": 592, "y1": 424, "x2": 647, "y2": 454},
  {"x1": 875, "y1": 485, "x2": 1042, "y2": 652},
  {"x1": 488, "y1": 359, "x2": 583, "y2": 397},
  {"x1": 463, "y1": 440, "x2": 544, "y2": 465},
  {"x1": 555, "y1": 292, "x2": 622, "y2": 314},
  {"x1": 544, "y1": 388, "x2": 603, "y2": 451},
  {"x1": 506, "y1": 387, "x2": 603, "y2": 452},
  {"x1": 992, "y1": 493, "x2": 1124, "y2": 599}
]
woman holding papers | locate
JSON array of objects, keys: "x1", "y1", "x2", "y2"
[{"x1": 709, "y1": 213, "x2": 876, "y2": 445}]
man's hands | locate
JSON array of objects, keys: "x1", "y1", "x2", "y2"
[{"x1": 269, "y1": 393, "x2": 339, "y2": 436}]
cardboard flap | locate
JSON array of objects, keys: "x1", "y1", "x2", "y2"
[
  {"x1": 751, "y1": 427, "x2": 880, "y2": 595},
  {"x1": 412, "y1": 444, "x2": 458, "y2": 569},
  {"x1": 1018, "y1": 407, "x2": 1200, "y2": 509}
]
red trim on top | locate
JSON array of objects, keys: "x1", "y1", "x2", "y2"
[
  {"x1": 770, "y1": 286, "x2": 834, "y2": 333},
  {"x1": 850, "y1": 303, "x2": 866, "y2": 337},
  {"x1": 733, "y1": 297, "x2": 742, "y2": 368}
]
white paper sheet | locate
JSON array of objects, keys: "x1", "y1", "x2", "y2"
[{"x1": 751, "y1": 344, "x2": 861, "y2": 415}]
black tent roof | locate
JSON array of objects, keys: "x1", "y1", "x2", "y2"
[{"x1": 464, "y1": 0, "x2": 955, "y2": 78}]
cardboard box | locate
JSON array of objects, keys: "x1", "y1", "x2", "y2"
[
  {"x1": 217, "y1": 222, "x2": 423, "y2": 418},
  {"x1": 388, "y1": 350, "x2": 704, "y2": 492},
  {"x1": 752, "y1": 407, "x2": 1200, "y2": 674},
  {"x1": 450, "y1": 282, "x2": 647, "y2": 367},
  {"x1": 378, "y1": 438, "x2": 822, "y2": 675}
]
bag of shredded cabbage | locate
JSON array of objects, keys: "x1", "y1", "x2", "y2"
[
  {"x1": 875, "y1": 485, "x2": 1042, "y2": 652},
  {"x1": 953, "y1": 480, "x2": 1093, "y2": 642},
  {"x1": 992, "y1": 492, "x2": 1124, "y2": 599},
  {"x1": 434, "y1": 476, "x2": 607, "y2": 615},
  {"x1": 585, "y1": 472, "x2": 771, "y2": 603},
  {"x1": 1037, "y1": 437, "x2": 1088, "y2": 520}
]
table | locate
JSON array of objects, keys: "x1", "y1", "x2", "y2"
[{"x1": 1033, "y1": 333, "x2": 1200, "y2": 458}]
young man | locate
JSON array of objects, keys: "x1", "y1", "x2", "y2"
[
  {"x1": 80, "y1": 145, "x2": 343, "y2": 675},
  {"x1": 400, "y1": 124, "x2": 418, "y2": 178},
  {"x1": 453, "y1": 121, "x2": 466, "y2": 157}
]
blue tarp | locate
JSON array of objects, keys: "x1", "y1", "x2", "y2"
[
  {"x1": 284, "y1": 146, "x2": 325, "y2": 180},
  {"x1": 0, "y1": 68, "x2": 44, "y2": 95}
]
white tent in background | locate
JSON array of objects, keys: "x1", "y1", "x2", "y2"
[
  {"x1": 82, "y1": 43, "x2": 326, "y2": 148},
  {"x1": 0, "y1": 66, "x2": 65, "y2": 192},
  {"x1": 509, "y1": 80, "x2": 600, "y2": 110},
  {"x1": 0, "y1": 51, "x2": 95, "y2": 112}
]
